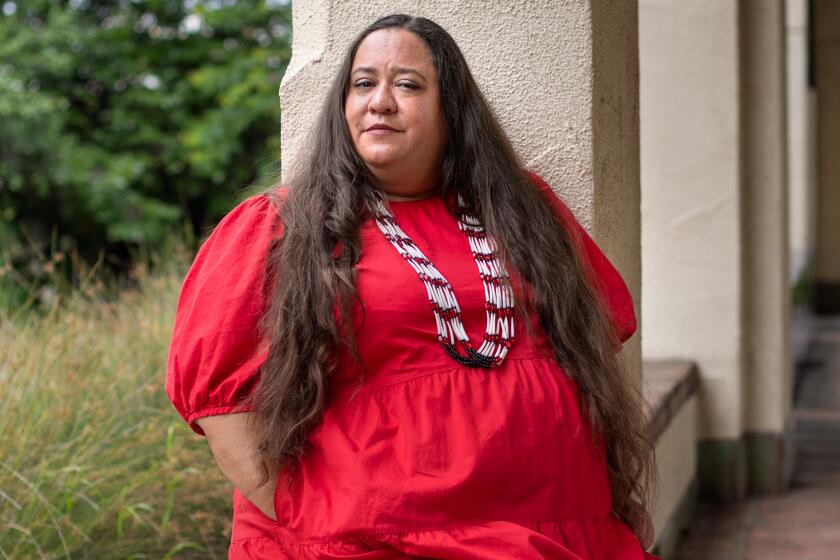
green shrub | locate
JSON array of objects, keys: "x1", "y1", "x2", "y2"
[{"x1": 0, "y1": 0, "x2": 290, "y2": 281}]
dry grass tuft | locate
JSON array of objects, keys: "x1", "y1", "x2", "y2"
[{"x1": 1, "y1": 244, "x2": 233, "y2": 559}]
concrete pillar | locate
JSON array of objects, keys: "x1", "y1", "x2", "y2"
[
  {"x1": 814, "y1": 0, "x2": 840, "y2": 313},
  {"x1": 640, "y1": 0, "x2": 792, "y2": 500},
  {"x1": 787, "y1": 0, "x2": 816, "y2": 286},
  {"x1": 280, "y1": 2, "x2": 642, "y2": 378},
  {"x1": 787, "y1": 0, "x2": 819, "y2": 365},
  {"x1": 740, "y1": 0, "x2": 793, "y2": 494},
  {"x1": 640, "y1": 0, "x2": 746, "y2": 500}
]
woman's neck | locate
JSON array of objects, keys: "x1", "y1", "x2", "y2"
[
  {"x1": 385, "y1": 190, "x2": 438, "y2": 201},
  {"x1": 374, "y1": 166, "x2": 441, "y2": 201}
]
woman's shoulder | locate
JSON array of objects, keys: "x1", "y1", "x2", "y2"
[
  {"x1": 180, "y1": 186, "x2": 288, "y2": 317},
  {"x1": 521, "y1": 169, "x2": 576, "y2": 220},
  {"x1": 224, "y1": 185, "x2": 288, "y2": 221},
  {"x1": 520, "y1": 168, "x2": 637, "y2": 345},
  {"x1": 205, "y1": 186, "x2": 287, "y2": 243}
]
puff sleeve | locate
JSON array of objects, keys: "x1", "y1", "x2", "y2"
[
  {"x1": 526, "y1": 171, "x2": 638, "y2": 345},
  {"x1": 165, "y1": 192, "x2": 282, "y2": 435}
]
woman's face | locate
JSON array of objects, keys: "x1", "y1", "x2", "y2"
[{"x1": 344, "y1": 28, "x2": 446, "y2": 195}]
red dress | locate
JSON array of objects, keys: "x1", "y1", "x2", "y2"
[{"x1": 166, "y1": 172, "x2": 660, "y2": 559}]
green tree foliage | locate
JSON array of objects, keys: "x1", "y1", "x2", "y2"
[{"x1": 0, "y1": 0, "x2": 290, "y2": 284}]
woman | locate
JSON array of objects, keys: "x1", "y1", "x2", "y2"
[{"x1": 167, "y1": 13, "x2": 658, "y2": 560}]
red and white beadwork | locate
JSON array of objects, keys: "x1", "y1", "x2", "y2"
[{"x1": 370, "y1": 193, "x2": 516, "y2": 368}]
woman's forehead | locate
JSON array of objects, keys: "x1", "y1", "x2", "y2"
[{"x1": 352, "y1": 29, "x2": 436, "y2": 77}]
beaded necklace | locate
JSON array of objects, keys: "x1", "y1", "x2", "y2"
[{"x1": 370, "y1": 192, "x2": 516, "y2": 368}]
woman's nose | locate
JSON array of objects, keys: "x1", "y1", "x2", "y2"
[{"x1": 369, "y1": 84, "x2": 396, "y2": 114}]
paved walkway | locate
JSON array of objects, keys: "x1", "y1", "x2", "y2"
[{"x1": 675, "y1": 316, "x2": 840, "y2": 560}]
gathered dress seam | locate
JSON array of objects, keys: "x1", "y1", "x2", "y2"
[
  {"x1": 282, "y1": 512, "x2": 617, "y2": 547},
  {"x1": 338, "y1": 355, "x2": 563, "y2": 401}
]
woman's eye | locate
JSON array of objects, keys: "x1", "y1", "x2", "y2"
[{"x1": 353, "y1": 80, "x2": 418, "y2": 90}]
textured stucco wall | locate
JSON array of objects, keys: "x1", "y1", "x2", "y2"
[
  {"x1": 786, "y1": 0, "x2": 816, "y2": 282},
  {"x1": 280, "y1": 1, "x2": 642, "y2": 377},
  {"x1": 815, "y1": 0, "x2": 840, "y2": 283},
  {"x1": 639, "y1": 1, "x2": 743, "y2": 440},
  {"x1": 740, "y1": 0, "x2": 791, "y2": 434}
]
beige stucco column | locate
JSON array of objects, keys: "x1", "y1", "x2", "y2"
[
  {"x1": 640, "y1": 0, "x2": 744, "y2": 500},
  {"x1": 740, "y1": 0, "x2": 793, "y2": 494},
  {"x1": 787, "y1": 0, "x2": 817, "y2": 287},
  {"x1": 280, "y1": 2, "x2": 642, "y2": 378},
  {"x1": 640, "y1": 0, "x2": 791, "y2": 500},
  {"x1": 814, "y1": 0, "x2": 840, "y2": 312},
  {"x1": 787, "y1": 0, "x2": 819, "y2": 364}
]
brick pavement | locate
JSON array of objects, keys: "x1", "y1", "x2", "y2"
[{"x1": 675, "y1": 316, "x2": 840, "y2": 560}]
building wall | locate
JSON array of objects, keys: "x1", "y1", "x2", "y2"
[{"x1": 639, "y1": 0, "x2": 743, "y2": 441}]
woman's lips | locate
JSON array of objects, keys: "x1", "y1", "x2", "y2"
[{"x1": 364, "y1": 123, "x2": 400, "y2": 134}]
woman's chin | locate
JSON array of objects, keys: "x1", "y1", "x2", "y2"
[{"x1": 361, "y1": 153, "x2": 402, "y2": 172}]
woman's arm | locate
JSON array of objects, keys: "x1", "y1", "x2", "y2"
[{"x1": 195, "y1": 412, "x2": 277, "y2": 521}]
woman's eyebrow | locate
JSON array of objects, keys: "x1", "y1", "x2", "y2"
[
  {"x1": 351, "y1": 66, "x2": 426, "y2": 80},
  {"x1": 395, "y1": 67, "x2": 426, "y2": 80}
]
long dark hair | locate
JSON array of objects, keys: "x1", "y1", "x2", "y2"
[{"x1": 248, "y1": 13, "x2": 654, "y2": 536}]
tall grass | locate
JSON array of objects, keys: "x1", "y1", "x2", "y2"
[{"x1": 0, "y1": 244, "x2": 232, "y2": 559}]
